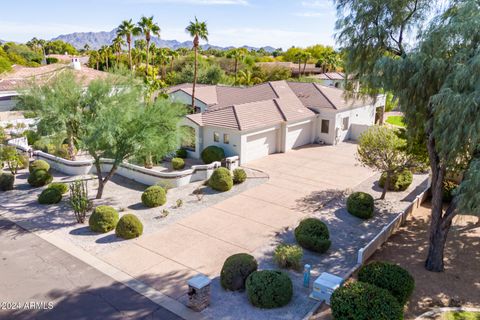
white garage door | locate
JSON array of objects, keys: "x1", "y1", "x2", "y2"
[
  {"x1": 286, "y1": 122, "x2": 312, "y2": 149},
  {"x1": 244, "y1": 129, "x2": 278, "y2": 163}
]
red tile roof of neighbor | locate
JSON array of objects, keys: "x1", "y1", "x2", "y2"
[
  {"x1": 0, "y1": 63, "x2": 109, "y2": 92},
  {"x1": 183, "y1": 80, "x2": 374, "y2": 131}
]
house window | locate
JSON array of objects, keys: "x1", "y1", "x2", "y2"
[
  {"x1": 321, "y1": 119, "x2": 329, "y2": 134},
  {"x1": 213, "y1": 132, "x2": 220, "y2": 142},
  {"x1": 223, "y1": 134, "x2": 230, "y2": 144},
  {"x1": 342, "y1": 117, "x2": 349, "y2": 130}
]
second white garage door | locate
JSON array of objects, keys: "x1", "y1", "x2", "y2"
[
  {"x1": 286, "y1": 121, "x2": 312, "y2": 150},
  {"x1": 243, "y1": 129, "x2": 278, "y2": 163}
]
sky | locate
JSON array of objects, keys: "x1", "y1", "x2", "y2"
[{"x1": 0, "y1": 0, "x2": 338, "y2": 49}]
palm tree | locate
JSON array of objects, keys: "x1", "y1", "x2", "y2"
[
  {"x1": 99, "y1": 46, "x2": 110, "y2": 71},
  {"x1": 169, "y1": 50, "x2": 179, "y2": 73},
  {"x1": 185, "y1": 17, "x2": 208, "y2": 112},
  {"x1": 157, "y1": 48, "x2": 170, "y2": 79},
  {"x1": 228, "y1": 48, "x2": 248, "y2": 85},
  {"x1": 134, "y1": 39, "x2": 147, "y2": 68},
  {"x1": 302, "y1": 52, "x2": 312, "y2": 75},
  {"x1": 238, "y1": 70, "x2": 261, "y2": 86},
  {"x1": 112, "y1": 36, "x2": 125, "y2": 66},
  {"x1": 27, "y1": 37, "x2": 47, "y2": 64},
  {"x1": 137, "y1": 16, "x2": 161, "y2": 76},
  {"x1": 117, "y1": 19, "x2": 140, "y2": 71}
]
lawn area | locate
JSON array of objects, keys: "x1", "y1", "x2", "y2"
[
  {"x1": 442, "y1": 311, "x2": 480, "y2": 320},
  {"x1": 386, "y1": 115, "x2": 406, "y2": 127}
]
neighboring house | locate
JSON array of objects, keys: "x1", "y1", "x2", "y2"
[
  {"x1": 0, "y1": 58, "x2": 108, "y2": 112},
  {"x1": 310, "y1": 72, "x2": 353, "y2": 89},
  {"x1": 172, "y1": 81, "x2": 385, "y2": 164}
]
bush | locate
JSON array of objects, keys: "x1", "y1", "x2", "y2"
[
  {"x1": 27, "y1": 169, "x2": 53, "y2": 187},
  {"x1": 294, "y1": 218, "x2": 331, "y2": 253},
  {"x1": 23, "y1": 129, "x2": 39, "y2": 145},
  {"x1": 246, "y1": 270, "x2": 293, "y2": 308},
  {"x1": 176, "y1": 149, "x2": 188, "y2": 159},
  {"x1": 171, "y1": 157, "x2": 185, "y2": 170},
  {"x1": 89, "y1": 206, "x2": 119, "y2": 233},
  {"x1": 358, "y1": 261, "x2": 415, "y2": 305},
  {"x1": 442, "y1": 180, "x2": 458, "y2": 202},
  {"x1": 209, "y1": 167, "x2": 233, "y2": 192},
  {"x1": 32, "y1": 140, "x2": 56, "y2": 154},
  {"x1": 46, "y1": 57, "x2": 59, "y2": 64},
  {"x1": 347, "y1": 192, "x2": 375, "y2": 219},
  {"x1": 115, "y1": 214, "x2": 143, "y2": 239},
  {"x1": 48, "y1": 182, "x2": 69, "y2": 194},
  {"x1": 38, "y1": 188, "x2": 62, "y2": 204},
  {"x1": 22, "y1": 111, "x2": 37, "y2": 119},
  {"x1": 274, "y1": 244, "x2": 303, "y2": 270},
  {"x1": 29, "y1": 159, "x2": 50, "y2": 173},
  {"x1": 0, "y1": 173, "x2": 15, "y2": 191},
  {"x1": 233, "y1": 168, "x2": 247, "y2": 184},
  {"x1": 379, "y1": 170, "x2": 413, "y2": 191},
  {"x1": 141, "y1": 186, "x2": 167, "y2": 208},
  {"x1": 201, "y1": 146, "x2": 225, "y2": 164},
  {"x1": 330, "y1": 281, "x2": 403, "y2": 320},
  {"x1": 220, "y1": 253, "x2": 258, "y2": 291}
]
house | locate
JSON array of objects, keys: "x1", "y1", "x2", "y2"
[
  {"x1": 310, "y1": 72, "x2": 354, "y2": 89},
  {"x1": 171, "y1": 81, "x2": 385, "y2": 164}
]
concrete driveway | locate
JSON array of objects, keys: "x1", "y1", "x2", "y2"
[{"x1": 100, "y1": 142, "x2": 376, "y2": 300}]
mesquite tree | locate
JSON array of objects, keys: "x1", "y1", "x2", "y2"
[{"x1": 335, "y1": 0, "x2": 480, "y2": 271}]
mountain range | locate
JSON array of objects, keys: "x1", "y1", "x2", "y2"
[{"x1": 51, "y1": 29, "x2": 276, "y2": 52}]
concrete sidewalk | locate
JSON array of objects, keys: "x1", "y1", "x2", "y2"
[{"x1": 0, "y1": 218, "x2": 182, "y2": 320}]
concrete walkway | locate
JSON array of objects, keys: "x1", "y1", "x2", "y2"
[{"x1": 0, "y1": 218, "x2": 181, "y2": 320}]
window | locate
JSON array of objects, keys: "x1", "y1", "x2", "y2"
[
  {"x1": 342, "y1": 117, "x2": 349, "y2": 130},
  {"x1": 223, "y1": 134, "x2": 230, "y2": 144},
  {"x1": 213, "y1": 132, "x2": 220, "y2": 142},
  {"x1": 321, "y1": 119, "x2": 329, "y2": 134}
]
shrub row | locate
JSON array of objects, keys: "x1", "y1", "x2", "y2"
[{"x1": 88, "y1": 205, "x2": 143, "y2": 239}]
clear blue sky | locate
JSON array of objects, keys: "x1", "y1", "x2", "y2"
[{"x1": 0, "y1": 0, "x2": 338, "y2": 49}]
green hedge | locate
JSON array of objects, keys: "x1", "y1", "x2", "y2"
[
  {"x1": 294, "y1": 218, "x2": 331, "y2": 253},
  {"x1": 0, "y1": 173, "x2": 14, "y2": 191},
  {"x1": 220, "y1": 253, "x2": 258, "y2": 291},
  {"x1": 48, "y1": 182, "x2": 69, "y2": 194},
  {"x1": 358, "y1": 261, "x2": 415, "y2": 305},
  {"x1": 176, "y1": 149, "x2": 188, "y2": 159},
  {"x1": 141, "y1": 186, "x2": 167, "y2": 208},
  {"x1": 330, "y1": 281, "x2": 403, "y2": 320},
  {"x1": 201, "y1": 146, "x2": 225, "y2": 164},
  {"x1": 274, "y1": 244, "x2": 303, "y2": 270},
  {"x1": 233, "y1": 168, "x2": 247, "y2": 184},
  {"x1": 115, "y1": 214, "x2": 143, "y2": 239},
  {"x1": 89, "y1": 206, "x2": 119, "y2": 233},
  {"x1": 209, "y1": 167, "x2": 233, "y2": 192},
  {"x1": 246, "y1": 270, "x2": 293, "y2": 308},
  {"x1": 379, "y1": 170, "x2": 413, "y2": 191},
  {"x1": 28, "y1": 169, "x2": 53, "y2": 187},
  {"x1": 171, "y1": 157, "x2": 185, "y2": 170},
  {"x1": 38, "y1": 188, "x2": 62, "y2": 204},
  {"x1": 347, "y1": 192, "x2": 374, "y2": 219},
  {"x1": 29, "y1": 159, "x2": 50, "y2": 173}
]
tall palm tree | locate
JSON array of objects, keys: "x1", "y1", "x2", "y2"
[
  {"x1": 185, "y1": 17, "x2": 208, "y2": 112},
  {"x1": 112, "y1": 36, "x2": 125, "y2": 66},
  {"x1": 137, "y1": 16, "x2": 161, "y2": 76},
  {"x1": 117, "y1": 19, "x2": 140, "y2": 71},
  {"x1": 157, "y1": 48, "x2": 169, "y2": 79},
  {"x1": 228, "y1": 48, "x2": 248, "y2": 85},
  {"x1": 99, "y1": 46, "x2": 110, "y2": 71},
  {"x1": 169, "y1": 50, "x2": 179, "y2": 73}
]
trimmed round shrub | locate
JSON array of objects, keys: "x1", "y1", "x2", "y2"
[
  {"x1": 27, "y1": 169, "x2": 53, "y2": 187},
  {"x1": 89, "y1": 206, "x2": 119, "y2": 233},
  {"x1": 442, "y1": 180, "x2": 458, "y2": 202},
  {"x1": 141, "y1": 186, "x2": 167, "y2": 208},
  {"x1": 171, "y1": 157, "x2": 185, "y2": 170},
  {"x1": 347, "y1": 192, "x2": 374, "y2": 219},
  {"x1": 221, "y1": 253, "x2": 258, "y2": 291},
  {"x1": 209, "y1": 167, "x2": 233, "y2": 192},
  {"x1": 48, "y1": 182, "x2": 69, "y2": 194},
  {"x1": 233, "y1": 168, "x2": 247, "y2": 184},
  {"x1": 246, "y1": 270, "x2": 293, "y2": 309},
  {"x1": 330, "y1": 281, "x2": 403, "y2": 320},
  {"x1": 29, "y1": 159, "x2": 50, "y2": 173},
  {"x1": 294, "y1": 218, "x2": 331, "y2": 253},
  {"x1": 201, "y1": 146, "x2": 225, "y2": 164},
  {"x1": 176, "y1": 149, "x2": 188, "y2": 159},
  {"x1": 0, "y1": 173, "x2": 15, "y2": 191},
  {"x1": 115, "y1": 214, "x2": 143, "y2": 239},
  {"x1": 38, "y1": 188, "x2": 62, "y2": 204},
  {"x1": 379, "y1": 170, "x2": 413, "y2": 191},
  {"x1": 274, "y1": 244, "x2": 303, "y2": 270},
  {"x1": 358, "y1": 261, "x2": 415, "y2": 305}
]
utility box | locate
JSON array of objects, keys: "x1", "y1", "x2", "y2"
[
  {"x1": 187, "y1": 274, "x2": 211, "y2": 311},
  {"x1": 310, "y1": 272, "x2": 344, "y2": 305}
]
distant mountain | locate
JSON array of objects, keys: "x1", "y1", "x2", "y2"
[{"x1": 51, "y1": 29, "x2": 276, "y2": 52}]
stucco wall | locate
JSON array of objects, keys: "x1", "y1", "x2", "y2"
[{"x1": 202, "y1": 126, "x2": 241, "y2": 158}]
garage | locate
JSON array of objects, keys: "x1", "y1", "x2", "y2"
[
  {"x1": 243, "y1": 129, "x2": 278, "y2": 163},
  {"x1": 286, "y1": 121, "x2": 312, "y2": 150}
]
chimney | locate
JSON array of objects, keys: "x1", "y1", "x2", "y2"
[{"x1": 71, "y1": 58, "x2": 81, "y2": 70}]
